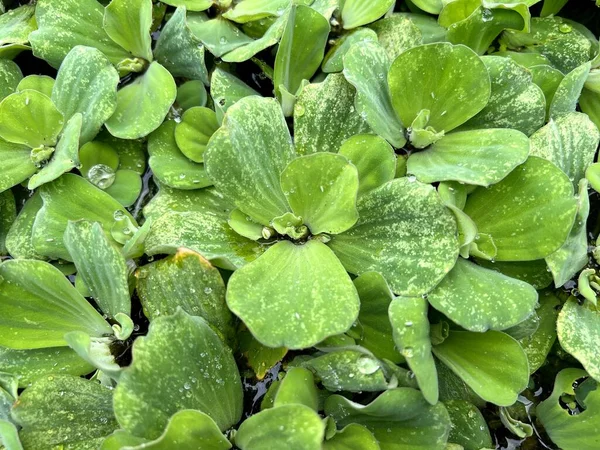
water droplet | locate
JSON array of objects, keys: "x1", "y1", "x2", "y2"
[
  {"x1": 204, "y1": 287, "x2": 212, "y2": 294},
  {"x1": 559, "y1": 23, "x2": 572, "y2": 33},
  {"x1": 357, "y1": 356, "x2": 380, "y2": 375},
  {"x1": 319, "y1": 185, "x2": 324, "y2": 192},
  {"x1": 404, "y1": 321, "x2": 413, "y2": 327},
  {"x1": 183, "y1": 382, "x2": 191, "y2": 390},
  {"x1": 402, "y1": 347, "x2": 414, "y2": 358},
  {"x1": 295, "y1": 104, "x2": 305, "y2": 117},
  {"x1": 481, "y1": 8, "x2": 493, "y2": 22},
  {"x1": 407, "y1": 175, "x2": 416, "y2": 182},
  {"x1": 113, "y1": 210, "x2": 125, "y2": 221},
  {"x1": 25, "y1": 97, "x2": 30, "y2": 106},
  {"x1": 179, "y1": 173, "x2": 186, "y2": 179},
  {"x1": 219, "y1": 36, "x2": 228, "y2": 44}
]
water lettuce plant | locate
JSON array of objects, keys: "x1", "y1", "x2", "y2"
[{"x1": 0, "y1": 0, "x2": 600, "y2": 449}]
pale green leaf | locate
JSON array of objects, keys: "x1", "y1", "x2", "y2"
[
  {"x1": 0, "y1": 138, "x2": 36, "y2": 193},
  {"x1": 188, "y1": 14, "x2": 253, "y2": 57},
  {"x1": 104, "y1": 0, "x2": 153, "y2": 62},
  {"x1": 0, "y1": 59, "x2": 21, "y2": 101},
  {"x1": 549, "y1": 62, "x2": 591, "y2": 118},
  {"x1": 444, "y1": 400, "x2": 492, "y2": 450},
  {"x1": 174, "y1": 107, "x2": 219, "y2": 163},
  {"x1": 341, "y1": 0, "x2": 394, "y2": 29}
]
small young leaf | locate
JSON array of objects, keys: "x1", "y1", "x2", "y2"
[
  {"x1": 104, "y1": 0, "x2": 153, "y2": 62},
  {"x1": 174, "y1": 106, "x2": 219, "y2": 163}
]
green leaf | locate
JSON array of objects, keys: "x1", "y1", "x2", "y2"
[
  {"x1": 104, "y1": 169, "x2": 143, "y2": 207},
  {"x1": 210, "y1": 68, "x2": 259, "y2": 121},
  {"x1": 537, "y1": 369, "x2": 600, "y2": 450},
  {"x1": 154, "y1": 8, "x2": 209, "y2": 83},
  {"x1": 325, "y1": 388, "x2": 451, "y2": 450},
  {"x1": 368, "y1": 14, "x2": 426, "y2": 61},
  {"x1": 113, "y1": 310, "x2": 243, "y2": 439},
  {"x1": 227, "y1": 240, "x2": 359, "y2": 349},
  {"x1": 235, "y1": 404, "x2": 325, "y2": 450},
  {"x1": 323, "y1": 424, "x2": 380, "y2": 450},
  {"x1": 0, "y1": 90, "x2": 64, "y2": 148},
  {"x1": 177, "y1": 80, "x2": 207, "y2": 111},
  {"x1": 188, "y1": 15, "x2": 253, "y2": 58},
  {"x1": 389, "y1": 42, "x2": 490, "y2": 135},
  {"x1": 4, "y1": 193, "x2": 44, "y2": 260},
  {"x1": 341, "y1": 0, "x2": 394, "y2": 29},
  {"x1": 546, "y1": 179, "x2": 590, "y2": 286},
  {"x1": 549, "y1": 62, "x2": 592, "y2": 118},
  {"x1": 205, "y1": 96, "x2": 295, "y2": 226},
  {"x1": 136, "y1": 248, "x2": 234, "y2": 342},
  {"x1": 343, "y1": 41, "x2": 406, "y2": 148},
  {"x1": 460, "y1": 56, "x2": 545, "y2": 136},
  {"x1": 541, "y1": 0, "x2": 568, "y2": 16},
  {"x1": 530, "y1": 112, "x2": 600, "y2": 187},
  {"x1": 410, "y1": 0, "x2": 443, "y2": 14},
  {"x1": 175, "y1": 107, "x2": 219, "y2": 163},
  {"x1": 351, "y1": 272, "x2": 401, "y2": 362},
  {"x1": 280, "y1": 152, "x2": 359, "y2": 235},
  {"x1": 0, "y1": 190, "x2": 15, "y2": 255},
  {"x1": 294, "y1": 73, "x2": 370, "y2": 155},
  {"x1": 101, "y1": 410, "x2": 232, "y2": 450},
  {"x1": 51, "y1": 46, "x2": 119, "y2": 144},
  {"x1": 32, "y1": 174, "x2": 137, "y2": 261},
  {"x1": 149, "y1": 121, "x2": 212, "y2": 189},
  {"x1": 30, "y1": 0, "x2": 132, "y2": 69},
  {"x1": 17, "y1": 75, "x2": 54, "y2": 97},
  {"x1": 12, "y1": 375, "x2": 118, "y2": 449},
  {"x1": 0, "y1": 138, "x2": 35, "y2": 193},
  {"x1": 0, "y1": 4, "x2": 36, "y2": 47},
  {"x1": 0, "y1": 420, "x2": 22, "y2": 450},
  {"x1": 0, "y1": 345, "x2": 93, "y2": 388},
  {"x1": 338, "y1": 135, "x2": 395, "y2": 197},
  {"x1": 28, "y1": 113, "x2": 83, "y2": 190},
  {"x1": 222, "y1": 0, "x2": 289, "y2": 23},
  {"x1": 432, "y1": 330, "x2": 529, "y2": 406},
  {"x1": 272, "y1": 367, "x2": 318, "y2": 410},
  {"x1": 530, "y1": 64, "x2": 565, "y2": 118},
  {"x1": 273, "y1": 5, "x2": 329, "y2": 98},
  {"x1": 519, "y1": 291, "x2": 559, "y2": 373},
  {"x1": 144, "y1": 211, "x2": 262, "y2": 270},
  {"x1": 104, "y1": 0, "x2": 153, "y2": 62},
  {"x1": 64, "y1": 331, "x2": 122, "y2": 381},
  {"x1": 0, "y1": 259, "x2": 112, "y2": 349},
  {"x1": 407, "y1": 128, "x2": 529, "y2": 186},
  {"x1": 427, "y1": 258, "x2": 538, "y2": 332},
  {"x1": 322, "y1": 29, "x2": 379, "y2": 73},
  {"x1": 0, "y1": 59, "x2": 21, "y2": 102},
  {"x1": 463, "y1": 156, "x2": 578, "y2": 261},
  {"x1": 557, "y1": 298, "x2": 600, "y2": 381},
  {"x1": 500, "y1": 17, "x2": 593, "y2": 74},
  {"x1": 302, "y1": 349, "x2": 391, "y2": 392},
  {"x1": 106, "y1": 62, "x2": 177, "y2": 139},
  {"x1": 159, "y1": 0, "x2": 212, "y2": 11},
  {"x1": 239, "y1": 331, "x2": 287, "y2": 380},
  {"x1": 79, "y1": 141, "x2": 119, "y2": 177},
  {"x1": 64, "y1": 220, "x2": 130, "y2": 318},
  {"x1": 444, "y1": 400, "x2": 492, "y2": 450},
  {"x1": 329, "y1": 178, "x2": 459, "y2": 296},
  {"x1": 389, "y1": 296, "x2": 438, "y2": 404},
  {"x1": 222, "y1": 10, "x2": 289, "y2": 63}
]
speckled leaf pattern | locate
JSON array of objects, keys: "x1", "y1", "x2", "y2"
[
  {"x1": 0, "y1": 59, "x2": 21, "y2": 101},
  {"x1": 325, "y1": 388, "x2": 451, "y2": 450},
  {"x1": 222, "y1": 0, "x2": 289, "y2": 23},
  {"x1": 205, "y1": 96, "x2": 295, "y2": 226},
  {"x1": 341, "y1": 0, "x2": 394, "y2": 29},
  {"x1": 0, "y1": 90, "x2": 64, "y2": 148},
  {"x1": 368, "y1": 14, "x2": 424, "y2": 61},
  {"x1": 546, "y1": 179, "x2": 590, "y2": 287},
  {"x1": 407, "y1": 128, "x2": 529, "y2": 186},
  {"x1": 530, "y1": 64, "x2": 564, "y2": 118},
  {"x1": 136, "y1": 248, "x2": 234, "y2": 342},
  {"x1": 389, "y1": 296, "x2": 438, "y2": 405},
  {"x1": 154, "y1": 8, "x2": 209, "y2": 83},
  {"x1": 464, "y1": 156, "x2": 578, "y2": 261},
  {"x1": 64, "y1": 220, "x2": 130, "y2": 318},
  {"x1": 537, "y1": 368, "x2": 600, "y2": 450},
  {"x1": 226, "y1": 240, "x2": 359, "y2": 349},
  {"x1": 148, "y1": 121, "x2": 212, "y2": 189},
  {"x1": 0, "y1": 191, "x2": 15, "y2": 256},
  {"x1": 113, "y1": 310, "x2": 243, "y2": 439},
  {"x1": 101, "y1": 410, "x2": 232, "y2": 450},
  {"x1": 294, "y1": 73, "x2": 370, "y2": 155},
  {"x1": 187, "y1": 15, "x2": 253, "y2": 58},
  {"x1": 549, "y1": 61, "x2": 591, "y2": 118},
  {"x1": 0, "y1": 4, "x2": 36, "y2": 47},
  {"x1": 444, "y1": 400, "x2": 492, "y2": 450},
  {"x1": 104, "y1": 0, "x2": 153, "y2": 62},
  {"x1": 174, "y1": 107, "x2": 219, "y2": 163},
  {"x1": 351, "y1": 272, "x2": 400, "y2": 362},
  {"x1": 28, "y1": 113, "x2": 82, "y2": 190},
  {"x1": 273, "y1": 5, "x2": 329, "y2": 98},
  {"x1": 144, "y1": 211, "x2": 262, "y2": 270},
  {"x1": 32, "y1": 174, "x2": 137, "y2": 261},
  {"x1": 0, "y1": 138, "x2": 36, "y2": 193},
  {"x1": 427, "y1": 258, "x2": 538, "y2": 332},
  {"x1": 0, "y1": 345, "x2": 93, "y2": 388},
  {"x1": 301, "y1": 350, "x2": 390, "y2": 392},
  {"x1": 210, "y1": 68, "x2": 259, "y2": 120},
  {"x1": 389, "y1": 43, "x2": 490, "y2": 134},
  {"x1": 342, "y1": 41, "x2": 405, "y2": 148},
  {"x1": 4, "y1": 193, "x2": 44, "y2": 260},
  {"x1": 329, "y1": 178, "x2": 459, "y2": 296},
  {"x1": 460, "y1": 56, "x2": 545, "y2": 136},
  {"x1": 339, "y1": 134, "x2": 395, "y2": 197},
  {"x1": 432, "y1": 330, "x2": 529, "y2": 406},
  {"x1": 12, "y1": 375, "x2": 118, "y2": 449},
  {"x1": 51, "y1": 46, "x2": 119, "y2": 144},
  {"x1": 106, "y1": 62, "x2": 177, "y2": 139},
  {"x1": 557, "y1": 298, "x2": 600, "y2": 381},
  {"x1": 322, "y1": 28, "x2": 378, "y2": 73},
  {"x1": 29, "y1": 0, "x2": 132, "y2": 68},
  {"x1": 530, "y1": 112, "x2": 600, "y2": 187},
  {"x1": 280, "y1": 153, "x2": 359, "y2": 235},
  {"x1": 234, "y1": 404, "x2": 325, "y2": 450},
  {"x1": 0, "y1": 259, "x2": 111, "y2": 349}
]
